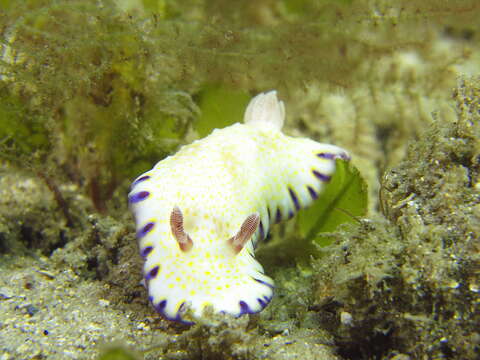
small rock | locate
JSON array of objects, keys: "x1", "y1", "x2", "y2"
[{"x1": 340, "y1": 311, "x2": 353, "y2": 326}]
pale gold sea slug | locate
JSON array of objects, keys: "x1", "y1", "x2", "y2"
[{"x1": 129, "y1": 91, "x2": 350, "y2": 323}]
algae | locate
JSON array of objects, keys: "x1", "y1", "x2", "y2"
[
  {"x1": 310, "y1": 78, "x2": 480, "y2": 359},
  {"x1": 1, "y1": 0, "x2": 480, "y2": 359},
  {"x1": 298, "y1": 159, "x2": 368, "y2": 246},
  {"x1": 195, "y1": 85, "x2": 251, "y2": 137}
]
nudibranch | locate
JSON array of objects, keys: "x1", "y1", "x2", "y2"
[{"x1": 129, "y1": 91, "x2": 350, "y2": 323}]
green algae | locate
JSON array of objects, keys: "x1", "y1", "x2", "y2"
[
  {"x1": 97, "y1": 346, "x2": 140, "y2": 360},
  {"x1": 1, "y1": 0, "x2": 198, "y2": 212},
  {"x1": 298, "y1": 159, "x2": 368, "y2": 246},
  {"x1": 0, "y1": 88, "x2": 49, "y2": 157},
  {"x1": 195, "y1": 85, "x2": 250, "y2": 137}
]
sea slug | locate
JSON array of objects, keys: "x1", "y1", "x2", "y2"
[{"x1": 129, "y1": 91, "x2": 350, "y2": 323}]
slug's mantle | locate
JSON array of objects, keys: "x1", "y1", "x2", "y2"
[{"x1": 129, "y1": 91, "x2": 350, "y2": 323}]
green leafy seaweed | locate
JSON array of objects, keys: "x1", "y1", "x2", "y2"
[
  {"x1": 297, "y1": 159, "x2": 368, "y2": 246},
  {"x1": 195, "y1": 85, "x2": 250, "y2": 137},
  {"x1": 96, "y1": 346, "x2": 140, "y2": 360}
]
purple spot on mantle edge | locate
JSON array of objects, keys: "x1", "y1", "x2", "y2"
[
  {"x1": 178, "y1": 301, "x2": 188, "y2": 314},
  {"x1": 288, "y1": 187, "x2": 301, "y2": 211},
  {"x1": 259, "y1": 221, "x2": 265, "y2": 240},
  {"x1": 152, "y1": 299, "x2": 194, "y2": 325},
  {"x1": 255, "y1": 295, "x2": 273, "y2": 312},
  {"x1": 317, "y1": 152, "x2": 337, "y2": 160},
  {"x1": 146, "y1": 265, "x2": 159, "y2": 281},
  {"x1": 129, "y1": 191, "x2": 150, "y2": 204},
  {"x1": 312, "y1": 170, "x2": 331, "y2": 182},
  {"x1": 275, "y1": 208, "x2": 282, "y2": 224},
  {"x1": 317, "y1": 152, "x2": 350, "y2": 161},
  {"x1": 307, "y1": 186, "x2": 318, "y2": 200},
  {"x1": 133, "y1": 175, "x2": 151, "y2": 185},
  {"x1": 140, "y1": 246, "x2": 153, "y2": 258},
  {"x1": 137, "y1": 222, "x2": 155, "y2": 238},
  {"x1": 239, "y1": 301, "x2": 252, "y2": 316},
  {"x1": 253, "y1": 277, "x2": 275, "y2": 289},
  {"x1": 154, "y1": 299, "x2": 167, "y2": 312}
]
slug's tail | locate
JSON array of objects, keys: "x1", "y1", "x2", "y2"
[{"x1": 244, "y1": 90, "x2": 285, "y2": 131}]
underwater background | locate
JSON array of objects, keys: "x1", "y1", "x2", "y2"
[{"x1": 0, "y1": 0, "x2": 479, "y2": 359}]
